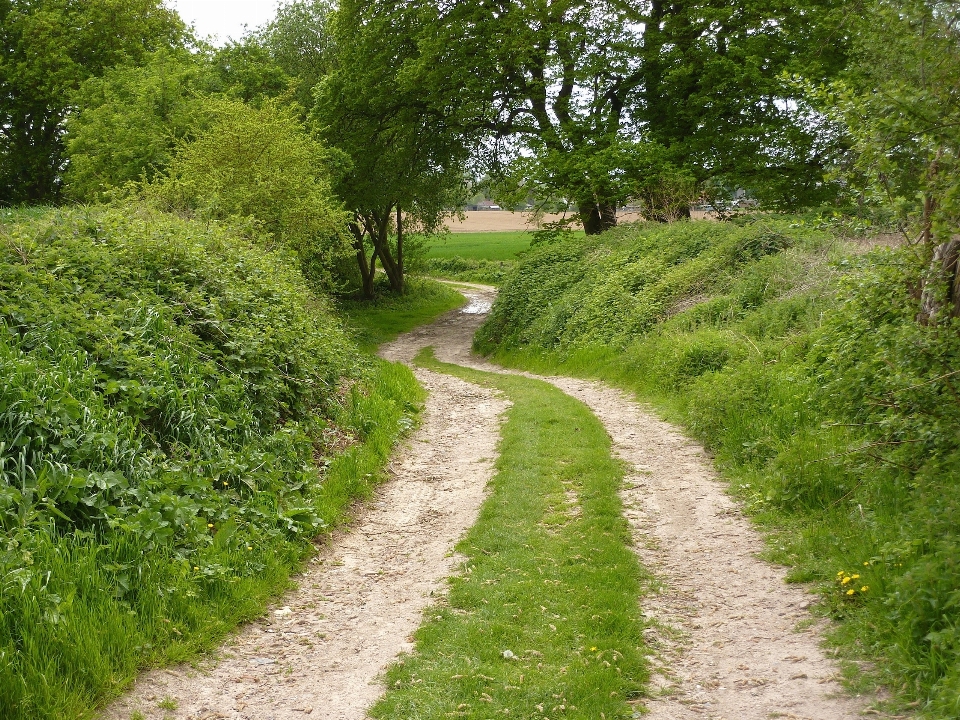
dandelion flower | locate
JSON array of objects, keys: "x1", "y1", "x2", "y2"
[
  {"x1": 590, "y1": 647, "x2": 597, "y2": 652},
  {"x1": 841, "y1": 576, "x2": 852, "y2": 584},
  {"x1": 851, "y1": 574, "x2": 860, "y2": 580},
  {"x1": 193, "y1": 566, "x2": 199, "y2": 571},
  {"x1": 863, "y1": 561, "x2": 869, "y2": 566},
  {"x1": 846, "y1": 589, "x2": 855, "y2": 596},
  {"x1": 861, "y1": 586, "x2": 869, "y2": 592}
]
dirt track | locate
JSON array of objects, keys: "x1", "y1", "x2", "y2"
[
  {"x1": 101, "y1": 352, "x2": 509, "y2": 719},
  {"x1": 386, "y1": 283, "x2": 873, "y2": 720},
  {"x1": 103, "y1": 284, "x2": 876, "y2": 720}
]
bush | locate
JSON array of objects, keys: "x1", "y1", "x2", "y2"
[
  {"x1": 479, "y1": 215, "x2": 960, "y2": 714},
  {"x1": 146, "y1": 98, "x2": 352, "y2": 291},
  {"x1": 0, "y1": 205, "x2": 420, "y2": 719}
]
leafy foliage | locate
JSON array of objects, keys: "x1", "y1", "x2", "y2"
[
  {"x1": 479, "y1": 217, "x2": 960, "y2": 714},
  {"x1": 64, "y1": 50, "x2": 217, "y2": 202},
  {"x1": 147, "y1": 98, "x2": 352, "y2": 291},
  {"x1": 0, "y1": 0, "x2": 185, "y2": 204},
  {"x1": 0, "y1": 205, "x2": 423, "y2": 719},
  {"x1": 0, "y1": 205, "x2": 358, "y2": 545},
  {"x1": 476, "y1": 218, "x2": 816, "y2": 350}
]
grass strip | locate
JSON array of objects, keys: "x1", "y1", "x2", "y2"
[{"x1": 371, "y1": 347, "x2": 649, "y2": 720}]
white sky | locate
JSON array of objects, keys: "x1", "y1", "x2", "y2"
[{"x1": 168, "y1": 0, "x2": 281, "y2": 45}]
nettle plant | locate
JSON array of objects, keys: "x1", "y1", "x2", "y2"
[{"x1": 0, "y1": 206, "x2": 361, "y2": 563}]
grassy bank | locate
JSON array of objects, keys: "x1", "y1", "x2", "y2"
[
  {"x1": 475, "y1": 217, "x2": 960, "y2": 717},
  {"x1": 0, "y1": 206, "x2": 425, "y2": 719},
  {"x1": 371, "y1": 347, "x2": 648, "y2": 720}
]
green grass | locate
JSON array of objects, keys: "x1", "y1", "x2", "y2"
[
  {"x1": 370, "y1": 347, "x2": 649, "y2": 720},
  {"x1": 474, "y1": 216, "x2": 960, "y2": 717},
  {"x1": 424, "y1": 231, "x2": 535, "y2": 260},
  {"x1": 0, "y1": 206, "x2": 427, "y2": 719},
  {"x1": 337, "y1": 277, "x2": 466, "y2": 352}
]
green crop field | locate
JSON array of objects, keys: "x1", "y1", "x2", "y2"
[{"x1": 424, "y1": 231, "x2": 534, "y2": 261}]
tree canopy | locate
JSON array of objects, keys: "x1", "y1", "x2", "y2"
[
  {"x1": 0, "y1": 0, "x2": 185, "y2": 205},
  {"x1": 413, "y1": 0, "x2": 849, "y2": 233},
  {"x1": 312, "y1": 0, "x2": 472, "y2": 295}
]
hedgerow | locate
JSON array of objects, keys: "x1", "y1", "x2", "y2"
[
  {"x1": 478, "y1": 217, "x2": 960, "y2": 716},
  {"x1": 0, "y1": 205, "x2": 421, "y2": 719}
]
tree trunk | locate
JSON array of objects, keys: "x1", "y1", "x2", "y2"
[
  {"x1": 919, "y1": 236, "x2": 960, "y2": 325},
  {"x1": 370, "y1": 211, "x2": 404, "y2": 293},
  {"x1": 395, "y1": 205, "x2": 405, "y2": 293},
  {"x1": 578, "y1": 200, "x2": 617, "y2": 235},
  {"x1": 350, "y1": 219, "x2": 377, "y2": 299}
]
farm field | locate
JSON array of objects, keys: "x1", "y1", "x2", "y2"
[{"x1": 424, "y1": 230, "x2": 536, "y2": 260}]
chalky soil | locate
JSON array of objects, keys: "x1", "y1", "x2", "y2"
[
  {"x1": 104, "y1": 283, "x2": 875, "y2": 720},
  {"x1": 101, "y1": 326, "x2": 509, "y2": 720}
]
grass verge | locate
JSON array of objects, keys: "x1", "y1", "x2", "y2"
[
  {"x1": 337, "y1": 277, "x2": 466, "y2": 352},
  {"x1": 370, "y1": 347, "x2": 648, "y2": 720}
]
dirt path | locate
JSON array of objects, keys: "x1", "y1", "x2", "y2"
[
  {"x1": 105, "y1": 283, "x2": 875, "y2": 720},
  {"x1": 407, "y1": 284, "x2": 872, "y2": 720},
  {"x1": 102, "y1": 367, "x2": 509, "y2": 720}
]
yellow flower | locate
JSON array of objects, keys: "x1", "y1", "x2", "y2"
[
  {"x1": 841, "y1": 576, "x2": 852, "y2": 584},
  {"x1": 837, "y1": 570, "x2": 845, "y2": 577},
  {"x1": 851, "y1": 574, "x2": 860, "y2": 580},
  {"x1": 846, "y1": 589, "x2": 855, "y2": 596},
  {"x1": 861, "y1": 586, "x2": 869, "y2": 592},
  {"x1": 247, "y1": 546, "x2": 253, "y2": 550},
  {"x1": 193, "y1": 566, "x2": 199, "y2": 571},
  {"x1": 590, "y1": 647, "x2": 597, "y2": 652},
  {"x1": 863, "y1": 561, "x2": 870, "y2": 566},
  {"x1": 207, "y1": 523, "x2": 214, "y2": 528}
]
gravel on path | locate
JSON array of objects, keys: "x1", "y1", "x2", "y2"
[{"x1": 101, "y1": 362, "x2": 508, "y2": 720}]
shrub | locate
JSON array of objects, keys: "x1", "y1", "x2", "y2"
[
  {"x1": 0, "y1": 205, "x2": 419, "y2": 719},
  {"x1": 146, "y1": 98, "x2": 352, "y2": 291}
]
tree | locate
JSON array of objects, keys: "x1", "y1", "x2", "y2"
[
  {"x1": 820, "y1": 1, "x2": 960, "y2": 321},
  {"x1": 312, "y1": 0, "x2": 471, "y2": 296},
  {"x1": 64, "y1": 51, "x2": 214, "y2": 202},
  {"x1": 147, "y1": 98, "x2": 352, "y2": 291},
  {"x1": 636, "y1": 0, "x2": 849, "y2": 210},
  {"x1": 415, "y1": 0, "x2": 848, "y2": 233},
  {"x1": 64, "y1": 44, "x2": 301, "y2": 203},
  {"x1": 254, "y1": 0, "x2": 335, "y2": 114},
  {"x1": 0, "y1": 0, "x2": 185, "y2": 205}
]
